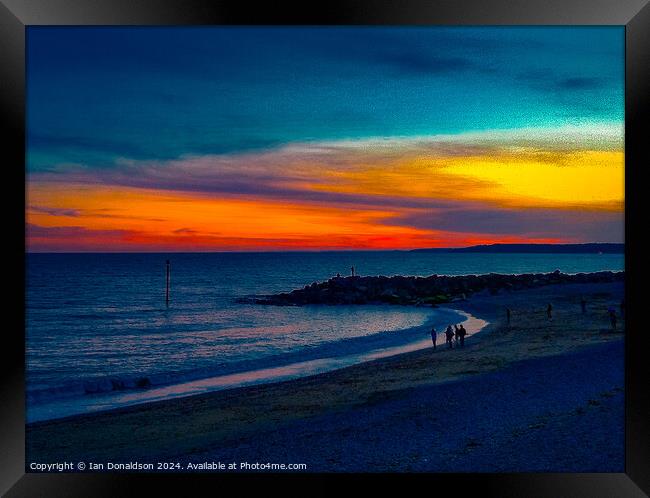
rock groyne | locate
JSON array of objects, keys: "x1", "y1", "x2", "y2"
[{"x1": 241, "y1": 270, "x2": 624, "y2": 306}]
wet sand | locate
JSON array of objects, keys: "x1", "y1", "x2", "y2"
[{"x1": 26, "y1": 281, "x2": 624, "y2": 470}]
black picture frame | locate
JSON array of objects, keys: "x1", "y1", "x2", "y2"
[{"x1": 2, "y1": 0, "x2": 648, "y2": 496}]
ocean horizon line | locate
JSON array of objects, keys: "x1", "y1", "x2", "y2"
[{"x1": 25, "y1": 242, "x2": 625, "y2": 256}]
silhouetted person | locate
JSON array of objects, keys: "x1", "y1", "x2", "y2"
[
  {"x1": 547, "y1": 303, "x2": 553, "y2": 321},
  {"x1": 608, "y1": 307, "x2": 617, "y2": 331},
  {"x1": 454, "y1": 324, "x2": 460, "y2": 345},
  {"x1": 459, "y1": 324, "x2": 467, "y2": 347},
  {"x1": 445, "y1": 325, "x2": 454, "y2": 349},
  {"x1": 506, "y1": 307, "x2": 511, "y2": 325},
  {"x1": 336, "y1": 273, "x2": 341, "y2": 278},
  {"x1": 580, "y1": 296, "x2": 586, "y2": 314},
  {"x1": 430, "y1": 327, "x2": 437, "y2": 350},
  {"x1": 351, "y1": 266, "x2": 355, "y2": 277}
]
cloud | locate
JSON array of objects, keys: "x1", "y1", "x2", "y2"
[
  {"x1": 557, "y1": 77, "x2": 607, "y2": 90},
  {"x1": 27, "y1": 124, "x2": 624, "y2": 250},
  {"x1": 28, "y1": 124, "x2": 623, "y2": 216},
  {"x1": 390, "y1": 205, "x2": 624, "y2": 241},
  {"x1": 29, "y1": 205, "x2": 80, "y2": 217},
  {"x1": 28, "y1": 132, "x2": 504, "y2": 205},
  {"x1": 370, "y1": 52, "x2": 478, "y2": 75},
  {"x1": 26, "y1": 223, "x2": 126, "y2": 239},
  {"x1": 304, "y1": 28, "x2": 540, "y2": 78},
  {"x1": 28, "y1": 124, "x2": 624, "y2": 247},
  {"x1": 28, "y1": 133, "x2": 151, "y2": 159},
  {"x1": 25, "y1": 221, "x2": 569, "y2": 252},
  {"x1": 26, "y1": 223, "x2": 133, "y2": 252}
]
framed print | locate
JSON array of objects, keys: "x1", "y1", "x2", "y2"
[{"x1": 1, "y1": 0, "x2": 649, "y2": 496}]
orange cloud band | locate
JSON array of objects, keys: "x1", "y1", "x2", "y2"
[{"x1": 27, "y1": 125, "x2": 624, "y2": 251}]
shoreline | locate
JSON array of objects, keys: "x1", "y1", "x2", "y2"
[
  {"x1": 27, "y1": 281, "x2": 625, "y2": 468},
  {"x1": 27, "y1": 307, "x2": 484, "y2": 424}
]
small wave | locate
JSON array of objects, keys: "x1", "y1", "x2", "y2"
[
  {"x1": 83, "y1": 376, "x2": 152, "y2": 394},
  {"x1": 64, "y1": 313, "x2": 107, "y2": 320},
  {"x1": 27, "y1": 375, "x2": 155, "y2": 402}
]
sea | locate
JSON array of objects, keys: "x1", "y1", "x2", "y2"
[{"x1": 26, "y1": 251, "x2": 624, "y2": 422}]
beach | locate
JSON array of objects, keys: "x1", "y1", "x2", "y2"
[{"x1": 26, "y1": 280, "x2": 625, "y2": 471}]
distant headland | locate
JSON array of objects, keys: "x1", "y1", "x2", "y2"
[{"x1": 410, "y1": 243, "x2": 624, "y2": 254}]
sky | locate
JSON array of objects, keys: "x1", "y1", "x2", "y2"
[{"x1": 26, "y1": 27, "x2": 624, "y2": 252}]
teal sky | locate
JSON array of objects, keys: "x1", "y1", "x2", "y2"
[{"x1": 27, "y1": 26, "x2": 624, "y2": 171}]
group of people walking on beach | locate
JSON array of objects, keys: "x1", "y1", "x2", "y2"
[
  {"x1": 430, "y1": 323, "x2": 466, "y2": 350},
  {"x1": 430, "y1": 293, "x2": 624, "y2": 354}
]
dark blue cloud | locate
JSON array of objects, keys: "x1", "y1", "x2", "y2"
[
  {"x1": 28, "y1": 133, "x2": 152, "y2": 159},
  {"x1": 370, "y1": 52, "x2": 477, "y2": 75},
  {"x1": 557, "y1": 77, "x2": 607, "y2": 90},
  {"x1": 392, "y1": 206, "x2": 624, "y2": 242}
]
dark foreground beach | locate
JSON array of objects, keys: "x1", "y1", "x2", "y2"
[{"x1": 27, "y1": 281, "x2": 624, "y2": 472}]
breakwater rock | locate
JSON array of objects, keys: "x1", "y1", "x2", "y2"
[{"x1": 241, "y1": 270, "x2": 624, "y2": 306}]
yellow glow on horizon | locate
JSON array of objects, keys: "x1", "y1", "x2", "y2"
[
  {"x1": 311, "y1": 149, "x2": 624, "y2": 211},
  {"x1": 434, "y1": 150, "x2": 624, "y2": 209}
]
